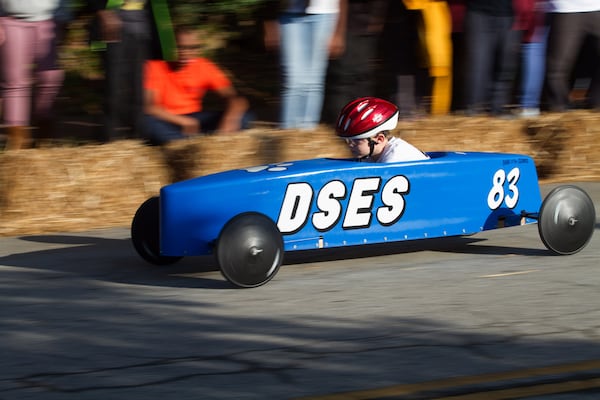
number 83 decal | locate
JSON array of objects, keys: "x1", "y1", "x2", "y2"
[{"x1": 487, "y1": 167, "x2": 520, "y2": 210}]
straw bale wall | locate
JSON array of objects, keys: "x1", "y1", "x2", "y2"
[{"x1": 0, "y1": 111, "x2": 598, "y2": 236}]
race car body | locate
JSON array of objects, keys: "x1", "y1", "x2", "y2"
[{"x1": 132, "y1": 151, "x2": 595, "y2": 287}]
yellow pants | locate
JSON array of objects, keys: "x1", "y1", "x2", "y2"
[{"x1": 403, "y1": 0, "x2": 453, "y2": 115}]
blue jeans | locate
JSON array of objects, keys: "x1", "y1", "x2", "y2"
[
  {"x1": 279, "y1": 12, "x2": 336, "y2": 129},
  {"x1": 142, "y1": 111, "x2": 253, "y2": 146},
  {"x1": 520, "y1": 27, "x2": 548, "y2": 109}
]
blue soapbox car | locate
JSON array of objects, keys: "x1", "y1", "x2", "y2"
[{"x1": 131, "y1": 151, "x2": 596, "y2": 288}]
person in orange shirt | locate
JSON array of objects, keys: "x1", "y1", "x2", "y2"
[{"x1": 142, "y1": 25, "x2": 252, "y2": 145}]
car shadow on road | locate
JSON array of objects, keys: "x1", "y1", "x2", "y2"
[
  {"x1": 284, "y1": 232, "x2": 556, "y2": 265},
  {"x1": 3, "y1": 234, "x2": 230, "y2": 290},
  {"x1": 292, "y1": 220, "x2": 600, "y2": 264},
  {"x1": 4, "y1": 225, "x2": 588, "y2": 291}
]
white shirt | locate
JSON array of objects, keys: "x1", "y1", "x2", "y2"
[
  {"x1": 0, "y1": 0, "x2": 62, "y2": 21},
  {"x1": 548, "y1": 0, "x2": 600, "y2": 13},
  {"x1": 306, "y1": 0, "x2": 339, "y2": 14},
  {"x1": 285, "y1": 0, "x2": 339, "y2": 14},
  {"x1": 367, "y1": 137, "x2": 430, "y2": 163}
]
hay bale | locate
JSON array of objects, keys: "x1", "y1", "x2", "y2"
[
  {"x1": 159, "y1": 129, "x2": 280, "y2": 181},
  {"x1": 159, "y1": 128, "x2": 351, "y2": 183},
  {"x1": 517, "y1": 111, "x2": 600, "y2": 182},
  {"x1": 398, "y1": 111, "x2": 600, "y2": 183},
  {"x1": 398, "y1": 115, "x2": 530, "y2": 153},
  {"x1": 1, "y1": 111, "x2": 599, "y2": 236},
  {"x1": 269, "y1": 127, "x2": 351, "y2": 162},
  {"x1": 0, "y1": 140, "x2": 169, "y2": 236}
]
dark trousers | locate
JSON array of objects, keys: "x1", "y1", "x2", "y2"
[
  {"x1": 101, "y1": 10, "x2": 150, "y2": 141},
  {"x1": 322, "y1": 33, "x2": 379, "y2": 124},
  {"x1": 451, "y1": 31, "x2": 467, "y2": 112},
  {"x1": 545, "y1": 11, "x2": 600, "y2": 111},
  {"x1": 464, "y1": 9, "x2": 520, "y2": 114},
  {"x1": 379, "y1": 3, "x2": 424, "y2": 116},
  {"x1": 142, "y1": 111, "x2": 255, "y2": 146}
]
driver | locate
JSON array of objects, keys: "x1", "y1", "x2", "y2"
[{"x1": 336, "y1": 97, "x2": 429, "y2": 162}]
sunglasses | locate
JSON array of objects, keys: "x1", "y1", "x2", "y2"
[{"x1": 342, "y1": 138, "x2": 368, "y2": 145}]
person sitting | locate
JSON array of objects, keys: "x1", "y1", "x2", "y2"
[
  {"x1": 335, "y1": 97, "x2": 429, "y2": 162},
  {"x1": 141, "y1": 25, "x2": 252, "y2": 145}
]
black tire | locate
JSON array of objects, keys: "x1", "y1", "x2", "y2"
[
  {"x1": 131, "y1": 196, "x2": 182, "y2": 265},
  {"x1": 538, "y1": 185, "x2": 596, "y2": 255},
  {"x1": 216, "y1": 213, "x2": 284, "y2": 288}
]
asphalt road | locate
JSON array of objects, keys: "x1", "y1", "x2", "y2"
[{"x1": 1, "y1": 183, "x2": 599, "y2": 400}]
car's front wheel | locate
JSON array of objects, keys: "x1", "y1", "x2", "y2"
[
  {"x1": 131, "y1": 196, "x2": 182, "y2": 265},
  {"x1": 216, "y1": 213, "x2": 284, "y2": 288}
]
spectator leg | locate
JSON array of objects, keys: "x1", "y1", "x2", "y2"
[{"x1": 545, "y1": 12, "x2": 585, "y2": 111}]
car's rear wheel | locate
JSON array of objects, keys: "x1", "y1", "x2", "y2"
[
  {"x1": 538, "y1": 185, "x2": 596, "y2": 255},
  {"x1": 216, "y1": 213, "x2": 284, "y2": 288},
  {"x1": 131, "y1": 196, "x2": 182, "y2": 265}
]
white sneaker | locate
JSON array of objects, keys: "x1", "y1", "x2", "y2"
[{"x1": 519, "y1": 108, "x2": 540, "y2": 118}]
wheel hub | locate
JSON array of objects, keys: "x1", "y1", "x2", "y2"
[{"x1": 568, "y1": 217, "x2": 578, "y2": 226}]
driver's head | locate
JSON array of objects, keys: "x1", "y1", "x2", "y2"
[{"x1": 335, "y1": 97, "x2": 399, "y2": 159}]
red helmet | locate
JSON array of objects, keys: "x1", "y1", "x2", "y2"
[{"x1": 335, "y1": 97, "x2": 399, "y2": 139}]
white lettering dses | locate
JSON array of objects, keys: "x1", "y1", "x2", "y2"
[
  {"x1": 377, "y1": 175, "x2": 409, "y2": 225},
  {"x1": 343, "y1": 178, "x2": 381, "y2": 229},
  {"x1": 277, "y1": 176, "x2": 410, "y2": 234},
  {"x1": 277, "y1": 182, "x2": 313, "y2": 234},
  {"x1": 313, "y1": 180, "x2": 346, "y2": 231}
]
